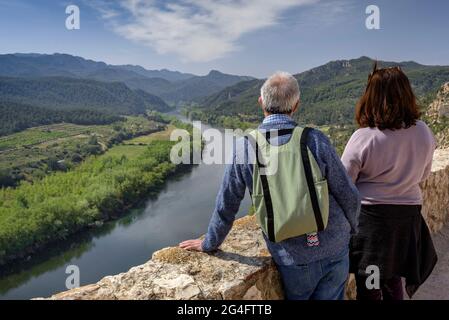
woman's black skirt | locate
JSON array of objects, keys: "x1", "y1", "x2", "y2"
[{"x1": 350, "y1": 204, "x2": 438, "y2": 298}]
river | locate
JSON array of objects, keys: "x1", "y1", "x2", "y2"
[{"x1": 0, "y1": 116, "x2": 252, "y2": 300}]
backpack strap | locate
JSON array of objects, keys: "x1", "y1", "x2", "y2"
[
  {"x1": 245, "y1": 132, "x2": 276, "y2": 242},
  {"x1": 300, "y1": 128, "x2": 325, "y2": 232}
]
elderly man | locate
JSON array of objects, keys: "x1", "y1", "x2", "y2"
[{"x1": 180, "y1": 72, "x2": 360, "y2": 300}]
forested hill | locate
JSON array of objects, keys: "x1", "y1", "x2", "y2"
[
  {"x1": 0, "y1": 102, "x2": 123, "y2": 136},
  {"x1": 197, "y1": 57, "x2": 449, "y2": 126},
  {"x1": 0, "y1": 77, "x2": 170, "y2": 115}
]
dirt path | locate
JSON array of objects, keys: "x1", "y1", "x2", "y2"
[{"x1": 412, "y1": 225, "x2": 449, "y2": 299}]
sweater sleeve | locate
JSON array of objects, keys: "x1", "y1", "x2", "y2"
[
  {"x1": 201, "y1": 144, "x2": 248, "y2": 252},
  {"x1": 309, "y1": 130, "x2": 361, "y2": 234},
  {"x1": 341, "y1": 131, "x2": 363, "y2": 183},
  {"x1": 421, "y1": 135, "x2": 436, "y2": 182}
]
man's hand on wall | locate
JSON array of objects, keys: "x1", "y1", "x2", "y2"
[{"x1": 179, "y1": 239, "x2": 204, "y2": 251}]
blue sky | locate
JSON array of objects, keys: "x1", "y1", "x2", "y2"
[{"x1": 1, "y1": 0, "x2": 448, "y2": 78}]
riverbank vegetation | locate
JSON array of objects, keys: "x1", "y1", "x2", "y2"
[{"x1": 0, "y1": 119, "x2": 194, "y2": 264}]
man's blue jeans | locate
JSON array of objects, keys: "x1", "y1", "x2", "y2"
[{"x1": 276, "y1": 249, "x2": 349, "y2": 300}]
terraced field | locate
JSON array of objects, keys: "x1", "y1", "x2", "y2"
[{"x1": 0, "y1": 117, "x2": 164, "y2": 187}]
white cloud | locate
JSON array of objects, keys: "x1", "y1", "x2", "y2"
[
  {"x1": 86, "y1": 0, "x2": 120, "y2": 19},
  {"x1": 92, "y1": 0, "x2": 317, "y2": 62}
]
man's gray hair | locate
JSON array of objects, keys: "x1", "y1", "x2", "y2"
[{"x1": 260, "y1": 71, "x2": 300, "y2": 114}]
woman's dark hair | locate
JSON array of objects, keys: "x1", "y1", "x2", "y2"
[{"x1": 355, "y1": 62, "x2": 421, "y2": 130}]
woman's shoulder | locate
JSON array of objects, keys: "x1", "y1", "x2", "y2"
[
  {"x1": 414, "y1": 120, "x2": 436, "y2": 143},
  {"x1": 341, "y1": 127, "x2": 381, "y2": 158},
  {"x1": 415, "y1": 120, "x2": 432, "y2": 131},
  {"x1": 349, "y1": 127, "x2": 378, "y2": 143}
]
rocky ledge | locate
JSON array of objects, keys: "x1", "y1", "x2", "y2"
[
  {"x1": 44, "y1": 216, "x2": 283, "y2": 300},
  {"x1": 43, "y1": 149, "x2": 449, "y2": 300}
]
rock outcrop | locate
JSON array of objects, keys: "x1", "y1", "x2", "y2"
[
  {"x1": 428, "y1": 83, "x2": 449, "y2": 148},
  {"x1": 43, "y1": 150, "x2": 449, "y2": 300},
  {"x1": 428, "y1": 83, "x2": 449, "y2": 121}
]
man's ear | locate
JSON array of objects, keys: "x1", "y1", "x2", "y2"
[
  {"x1": 259, "y1": 96, "x2": 270, "y2": 117},
  {"x1": 291, "y1": 99, "x2": 300, "y2": 114}
]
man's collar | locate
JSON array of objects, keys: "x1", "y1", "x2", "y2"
[{"x1": 262, "y1": 114, "x2": 296, "y2": 125}]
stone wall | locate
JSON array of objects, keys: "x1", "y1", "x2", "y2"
[
  {"x1": 421, "y1": 149, "x2": 449, "y2": 232},
  {"x1": 44, "y1": 150, "x2": 449, "y2": 300}
]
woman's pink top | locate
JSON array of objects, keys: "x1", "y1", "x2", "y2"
[{"x1": 341, "y1": 120, "x2": 436, "y2": 205}]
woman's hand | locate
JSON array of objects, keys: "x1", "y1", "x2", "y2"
[{"x1": 179, "y1": 239, "x2": 204, "y2": 251}]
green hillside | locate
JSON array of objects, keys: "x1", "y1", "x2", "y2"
[
  {"x1": 195, "y1": 57, "x2": 449, "y2": 126},
  {"x1": 0, "y1": 77, "x2": 170, "y2": 115},
  {"x1": 0, "y1": 101, "x2": 123, "y2": 136}
]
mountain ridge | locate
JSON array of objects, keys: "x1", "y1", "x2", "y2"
[
  {"x1": 0, "y1": 53, "x2": 254, "y2": 103},
  {"x1": 0, "y1": 53, "x2": 192, "y2": 81},
  {"x1": 195, "y1": 56, "x2": 449, "y2": 126}
]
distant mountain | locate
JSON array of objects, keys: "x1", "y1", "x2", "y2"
[
  {"x1": 86, "y1": 67, "x2": 146, "y2": 82},
  {"x1": 115, "y1": 65, "x2": 195, "y2": 82},
  {"x1": 86, "y1": 68, "x2": 253, "y2": 104},
  {"x1": 0, "y1": 53, "x2": 254, "y2": 103},
  {"x1": 0, "y1": 77, "x2": 170, "y2": 115},
  {"x1": 0, "y1": 53, "x2": 193, "y2": 82},
  {"x1": 156, "y1": 70, "x2": 255, "y2": 103},
  {"x1": 84, "y1": 68, "x2": 253, "y2": 103},
  {"x1": 198, "y1": 57, "x2": 449, "y2": 126}
]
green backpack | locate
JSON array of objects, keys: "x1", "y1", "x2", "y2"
[{"x1": 246, "y1": 127, "x2": 329, "y2": 243}]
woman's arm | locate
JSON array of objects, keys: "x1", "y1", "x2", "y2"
[
  {"x1": 420, "y1": 134, "x2": 437, "y2": 183},
  {"x1": 309, "y1": 130, "x2": 361, "y2": 234},
  {"x1": 341, "y1": 131, "x2": 364, "y2": 183}
]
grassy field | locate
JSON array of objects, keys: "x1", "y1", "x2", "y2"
[
  {"x1": 124, "y1": 125, "x2": 176, "y2": 145},
  {"x1": 104, "y1": 145, "x2": 149, "y2": 160},
  {"x1": 110, "y1": 125, "x2": 179, "y2": 160},
  {"x1": 0, "y1": 128, "x2": 70, "y2": 151},
  {"x1": 0, "y1": 116, "x2": 161, "y2": 149}
]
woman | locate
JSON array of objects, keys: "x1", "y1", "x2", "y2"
[{"x1": 342, "y1": 63, "x2": 437, "y2": 300}]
